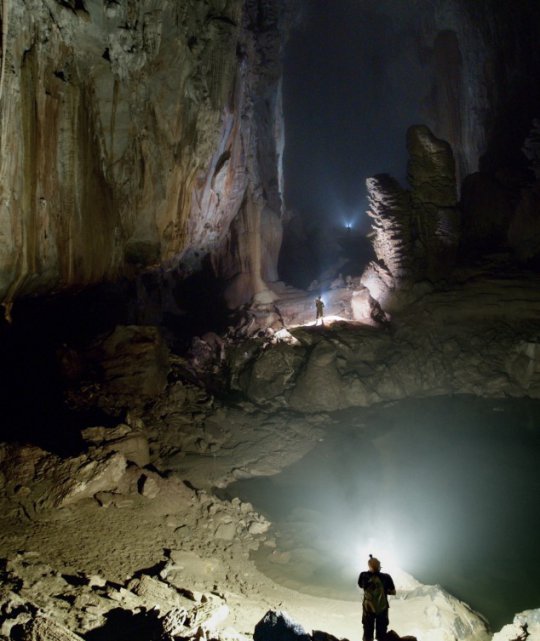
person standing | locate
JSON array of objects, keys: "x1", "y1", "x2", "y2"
[
  {"x1": 315, "y1": 295, "x2": 325, "y2": 325},
  {"x1": 358, "y1": 555, "x2": 396, "y2": 641}
]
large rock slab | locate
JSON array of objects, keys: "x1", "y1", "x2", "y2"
[
  {"x1": 240, "y1": 343, "x2": 306, "y2": 405},
  {"x1": 287, "y1": 339, "x2": 349, "y2": 412},
  {"x1": 0, "y1": 443, "x2": 127, "y2": 510},
  {"x1": 394, "y1": 584, "x2": 490, "y2": 641},
  {"x1": 82, "y1": 424, "x2": 150, "y2": 467},
  {"x1": 228, "y1": 276, "x2": 540, "y2": 413}
]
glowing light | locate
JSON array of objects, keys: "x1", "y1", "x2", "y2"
[
  {"x1": 354, "y1": 538, "x2": 419, "y2": 591},
  {"x1": 340, "y1": 211, "x2": 360, "y2": 230},
  {"x1": 356, "y1": 539, "x2": 400, "y2": 573},
  {"x1": 273, "y1": 328, "x2": 300, "y2": 345}
]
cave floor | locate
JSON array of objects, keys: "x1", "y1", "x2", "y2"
[
  {"x1": 0, "y1": 397, "x2": 518, "y2": 641},
  {"x1": 3, "y1": 272, "x2": 540, "y2": 639},
  {"x1": 0, "y1": 477, "x2": 365, "y2": 640}
]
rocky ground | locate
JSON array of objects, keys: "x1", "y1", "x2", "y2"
[
  {"x1": 1, "y1": 272, "x2": 540, "y2": 641},
  {"x1": 0, "y1": 421, "x2": 494, "y2": 641}
]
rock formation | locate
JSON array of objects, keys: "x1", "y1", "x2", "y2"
[
  {"x1": 493, "y1": 611, "x2": 540, "y2": 641},
  {"x1": 231, "y1": 274, "x2": 540, "y2": 412},
  {"x1": 366, "y1": 175, "x2": 413, "y2": 280},
  {"x1": 362, "y1": 126, "x2": 459, "y2": 309},
  {"x1": 407, "y1": 125, "x2": 460, "y2": 280},
  {"x1": 0, "y1": 0, "x2": 293, "y2": 308},
  {"x1": 0, "y1": 552, "x2": 231, "y2": 640}
]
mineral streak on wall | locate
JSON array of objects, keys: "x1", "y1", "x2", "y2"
[{"x1": 0, "y1": 0, "x2": 292, "y2": 304}]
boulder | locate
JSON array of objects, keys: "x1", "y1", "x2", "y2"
[
  {"x1": 254, "y1": 610, "x2": 311, "y2": 641},
  {"x1": 0, "y1": 444, "x2": 127, "y2": 510},
  {"x1": 240, "y1": 343, "x2": 305, "y2": 404},
  {"x1": 43, "y1": 452, "x2": 128, "y2": 509},
  {"x1": 398, "y1": 584, "x2": 490, "y2": 641},
  {"x1": 0, "y1": 444, "x2": 47, "y2": 487},
  {"x1": 82, "y1": 424, "x2": 150, "y2": 467},
  {"x1": 214, "y1": 520, "x2": 237, "y2": 541},
  {"x1": 160, "y1": 599, "x2": 229, "y2": 640},
  {"x1": 360, "y1": 261, "x2": 397, "y2": 311},
  {"x1": 86, "y1": 325, "x2": 170, "y2": 405},
  {"x1": 288, "y1": 340, "x2": 347, "y2": 412},
  {"x1": 99, "y1": 432, "x2": 150, "y2": 468},
  {"x1": 138, "y1": 474, "x2": 160, "y2": 499},
  {"x1": 19, "y1": 614, "x2": 85, "y2": 641},
  {"x1": 128, "y1": 575, "x2": 190, "y2": 613},
  {"x1": 493, "y1": 610, "x2": 540, "y2": 641}
]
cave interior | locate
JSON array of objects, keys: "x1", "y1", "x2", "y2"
[{"x1": 1, "y1": 1, "x2": 540, "y2": 641}]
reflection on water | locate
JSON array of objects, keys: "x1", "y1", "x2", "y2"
[{"x1": 220, "y1": 396, "x2": 540, "y2": 630}]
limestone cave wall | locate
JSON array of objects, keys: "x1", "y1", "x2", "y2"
[
  {"x1": 425, "y1": 0, "x2": 540, "y2": 260},
  {"x1": 425, "y1": 0, "x2": 540, "y2": 182},
  {"x1": 0, "y1": 0, "x2": 292, "y2": 307}
]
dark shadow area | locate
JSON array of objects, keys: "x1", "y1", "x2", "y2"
[
  {"x1": 61, "y1": 574, "x2": 91, "y2": 588},
  {"x1": 130, "y1": 560, "x2": 168, "y2": 580},
  {"x1": 84, "y1": 608, "x2": 161, "y2": 641},
  {"x1": 164, "y1": 258, "x2": 231, "y2": 352},
  {"x1": 0, "y1": 284, "x2": 131, "y2": 455},
  {"x1": 223, "y1": 396, "x2": 540, "y2": 630},
  {"x1": 337, "y1": 229, "x2": 376, "y2": 278},
  {"x1": 0, "y1": 262, "x2": 233, "y2": 452}
]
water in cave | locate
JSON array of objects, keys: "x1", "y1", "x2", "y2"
[{"x1": 221, "y1": 395, "x2": 540, "y2": 630}]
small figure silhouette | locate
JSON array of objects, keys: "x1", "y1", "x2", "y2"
[
  {"x1": 358, "y1": 555, "x2": 396, "y2": 641},
  {"x1": 315, "y1": 295, "x2": 325, "y2": 326}
]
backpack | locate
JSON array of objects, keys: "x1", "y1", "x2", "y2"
[{"x1": 363, "y1": 574, "x2": 388, "y2": 615}]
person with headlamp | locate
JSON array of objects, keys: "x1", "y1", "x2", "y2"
[{"x1": 358, "y1": 554, "x2": 396, "y2": 641}]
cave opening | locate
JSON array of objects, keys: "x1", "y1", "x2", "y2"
[{"x1": 280, "y1": 0, "x2": 428, "y2": 288}]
